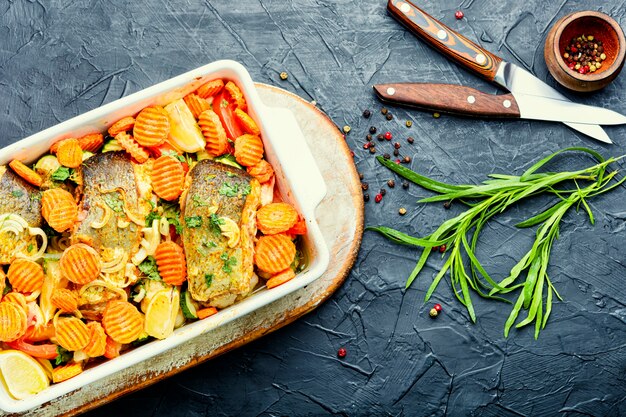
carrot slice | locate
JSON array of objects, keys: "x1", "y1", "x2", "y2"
[
  {"x1": 55, "y1": 316, "x2": 90, "y2": 351},
  {"x1": 52, "y1": 362, "x2": 84, "y2": 383},
  {"x1": 48, "y1": 199, "x2": 78, "y2": 233},
  {"x1": 198, "y1": 109, "x2": 228, "y2": 157},
  {"x1": 60, "y1": 243, "x2": 102, "y2": 285},
  {"x1": 2, "y1": 292, "x2": 27, "y2": 314},
  {"x1": 115, "y1": 132, "x2": 150, "y2": 163},
  {"x1": 77, "y1": 133, "x2": 104, "y2": 152},
  {"x1": 82, "y1": 321, "x2": 107, "y2": 358},
  {"x1": 254, "y1": 234, "x2": 296, "y2": 274},
  {"x1": 108, "y1": 116, "x2": 135, "y2": 136},
  {"x1": 196, "y1": 79, "x2": 224, "y2": 99},
  {"x1": 184, "y1": 94, "x2": 211, "y2": 119},
  {"x1": 41, "y1": 188, "x2": 74, "y2": 220},
  {"x1": 151, "y1": 155, "x2": 185, "y2": 201},
  {"x1": 256, "y1": 203, "x2": 299, "y2": 235},
  {"x1": 224, "y1": 81, "x2": 247, "y2": 110},
  {"x1": 197, "y1": 307, "x2": 218, "y2": 319},
  {"x1": 7, "y1": 258, "x2": 45, "y2": 293},
  {"x1": 246, "y1": 160, "x2": 274, "y2": 184},
  {"x1": 286, "y1": 216, "x2": 307, "y2": 236},
  {"x1": 154, "y1": 241, "x2": 187, "y2": 286},
  {"x1": 8, "y1": 160, "x2": 43, "y2": 187},
  {"x1": 103, "y1": 336, "x2": 122, "y2": 359},
  {"x1": 0, "y1": 302, "x2": 28, "y2": 342},
  {"x1": 234, "y1": 108, "x2": 260, "y2": 136},
  {"x1": 51, "y1": 288, "x2": 79, "y2": 313},
  {"x1": 234, "y1": 134, "x2": 264, "y2": 167},
  {"x1": 266, "y1": 268, "x2": 296, "y2": 289},
  {"x1": 133, "y1": 106, "x2": 170, "y2": 147},
  {"x1": 56, "y1": 138, "x2": 83, "y2": 168},
  {"x1": 102, "y1": 300, "x2": 144, "y2": 344}
]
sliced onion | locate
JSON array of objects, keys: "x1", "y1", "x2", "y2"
[
  {"x1": 117, "y1": 218, "x2": 130, "y2": 228},
  {"x1": 0, "y1": 213, "x2": 28, "y2": 235},
  {"x1": 102, "y1": 248, "x2": 129, "y2": 273},
  {"x1": 159, "y1": 217, "x2": 169, "y2": 237},
  {"x1": 90, "y1": 201, "x2": 111, "y2": 229},
  {"x1": 141, "y1": 220, "x2": 160, "y2": 256},
  {"x1": 73, "y1": 350, "x2": 88, "y2": 363},
  {"x1": 131, "y1": 247, "x2": 148, "y2": 265},
  {"x1": 22, "y1": 227, "x2": 47, "y2": 260},
  {"x1": 79, "y1": 279, "x2": 128, "y2": 302}
]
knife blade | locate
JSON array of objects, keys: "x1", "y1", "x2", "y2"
[
  {"x1": 386, "y1": 0, "x2": 613, "y2": 144},
  {"x1": 373, "y1": 83, "x2": 626, "y2": 126}
]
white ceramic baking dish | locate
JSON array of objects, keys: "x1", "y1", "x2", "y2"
[{"x1": 0, "y1": 60, "x2": 330, "y2": 413}]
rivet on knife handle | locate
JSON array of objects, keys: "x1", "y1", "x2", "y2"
[
  {"x1": 387, "y1": 0, "x2": 503, "y2": 82},
  {"x1": 373, "y1": 83, "x2": 520, "y2": 119}
]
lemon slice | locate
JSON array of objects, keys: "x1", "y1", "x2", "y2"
[
  {"x1": 144, "y1": 288, "x2": 180, "y2": 339},
  {"x1": 0, "y1": 350, "x2": 50, "y2": 400},
  {"x1": 164, "y1": 99, "x2": 205, "y2": 153}
]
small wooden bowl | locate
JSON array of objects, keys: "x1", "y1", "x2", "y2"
[{"x1": 544, "y1": 10, "x2": 625, "y2": 92}]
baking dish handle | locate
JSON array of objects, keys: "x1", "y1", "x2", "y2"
[{"x1": 259, "y1": 106, "x2": 327, "y2": 213}]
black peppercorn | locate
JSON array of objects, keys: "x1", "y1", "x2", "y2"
[
  {"x1": 369, "y1": 126, "x2": 377, "y2": 134},
  {"x1": 381, "y1": 107, "x2": 388, "y2": 115},
  {"x1": 363, "y1": 109, "x2": 371, "y2": 118},
  {"x1": 383, "y1": 153, "x2": 391, "y2": 160},
  {"x1": 380, "y1": 189, "x2": 387, "y2": 196},
  {"x1": 393, "y1": 149, "x2": 399, "y2": 156},
  {"x1": 358, "y1": 172, "x2": 364, "y2": 180},
  {"x1": 366, "y1": 134, "x2": 372, "y2": 141},
  {"x1": 387, "y1": 179, "x2": 395, "y2": 188},
  {"x1": 361, "y1": 182, "x2": 369, "y2": 191},
  {"x1": 443, "y1": 201, "x2": 452, "y2": 210},
  {"x1": 377, "y1": 134, "x2": 384, "y2": 141},
  {"x1": 385, "y1": 113, "x2": 393, "y2": 120},
  {"x1": 369, "y1": 147, "x2": 376, "y2": 154},
  {"x1": 393, "y1": 142, "x2": 401, "y2": 149},
  {"x1": 407, "y1": 137, "x2": 414, "y2": 144},
  {"x1": 402, "y1": 181, "x2": 409, "y2": 189},
  {"x1": 403, "y1": 156, "x2": 411, "y2": 163},
  {"x1": 363, "y1": 194, "x2": 370, "y2": 202}
]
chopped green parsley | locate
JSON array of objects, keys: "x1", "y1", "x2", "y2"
[
  {"x1": 185, "y1": 215, "x2": 203, "y2": 228},
  {"x1": 138, "y1": 256, "x2": 161, "y2": 281}
]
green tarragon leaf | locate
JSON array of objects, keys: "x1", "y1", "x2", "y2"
[{"x1": 185, "y1": 216, "x2": 203, "y2": 228}]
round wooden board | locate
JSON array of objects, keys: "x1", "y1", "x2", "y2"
[{"x1": 6, "y1": 84, "x2": 364, "y2": 417}]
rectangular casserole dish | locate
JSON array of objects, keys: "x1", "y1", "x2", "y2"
[{"x1": 0, "y1": 60, "x2": 330, "y2": 413}]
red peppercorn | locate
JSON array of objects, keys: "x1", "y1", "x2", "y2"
[
  {"x1": 363, "y1": 142, "x2": 371, "y2": 149},
  {"x1": 395, "y1": 159, "x2": 401, "y2": 164},
  {"x1": 455, "y1": 10, "x2": 464, "y2": 19},
  {"x1": 570, "y1": 46, "x2": 578, "y2": 53},
  {"x1": 433, "y1": 303, "x2": 442, "y2": 312},
  {"x1": 384, "y1": 131, "x2": 392, "y2": 140},
  {"x1": 337, "y1": 347, "x2": 347, "y2": 358},
  {"x1": 374, "y1": 193, "x2": 383, "y2": 203},
  {"x1": 431, "y1": 246, "x2": 439, "y2": 252},
  {"x1": 439, "y1": 244, "x2": 446, "y2": 253}
]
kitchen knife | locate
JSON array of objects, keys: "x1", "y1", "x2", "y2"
[
  {"x1": 387, "y1": 0, "x2": 613, "y2": 144},
  {"x1": 373, "y1": 83, "x2": 626, "y2": 125}
]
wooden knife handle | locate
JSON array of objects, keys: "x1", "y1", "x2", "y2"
[
  {"x1": 373, "y1": 83, "x2": 520, "y2": 118},
  {"x1": 387, "y1": 0, "x2": 502, "y2": 82}
]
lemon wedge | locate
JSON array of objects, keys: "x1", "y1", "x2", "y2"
[
  {"x1": 0, "y1": 350, "x2": 50, "y2": 400},
  {"x1": 164, "y1": 99, "x2": 205, "y2": 153},
  {"x1": 144, "y1": 288, "x2": 180, "y2": 339}
]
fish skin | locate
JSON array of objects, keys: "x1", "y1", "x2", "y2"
[
  {"x1": 72, "y1": 152, "x2": 148, "y2": 254},
  {"x1": 0, "y1": 166, "x2": 42, "y2": 227},
  {"x1": 181, "y1": 160, "x2": 260, "y2": 303}
]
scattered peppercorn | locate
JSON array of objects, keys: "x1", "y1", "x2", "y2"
[
  {"x1": 402, "y1": 181, "x2": 409, "y2": 189},
  {"x1": 433, "y1": 112, "x2": 440, "y2": 118},
  {"x1": 383, "y1": 153, "x2": 391, "y2": 160},
  {"x1": 433, "y1": 303, "x2": 442, "y2": 312},
  {"x1": 377, "y1": 134, "x2": 385, "y2": 141},
  {"x1": 455, "y1": 10, "x2": 464, "y2": 19},
  {"x1": 363, "y1": 142, "x2": 371, "y2": 149},
  {"x1": 387, "y1": 179, "x2": 395, "y2": 188},
  {"x1": 399, "y1": 207, "x2": 407, "y2": 216},
  {"x1": 363, "y1": 193, "x2": 370, "y2": 202},
  {"x1": 443, "y1": 201, "x2": 452, "y2": 210},
  {"x1": 386, "y1": 113, "x2": 393, "y2": 121},
  {"x1": 384, "y1": 131, "x2": 392, "y2": 140},
  {"x1": 393, "y1": 149, "x2": 400, "y2": 156},
  {"x1": 381, "y1": 107, "x2": 388, "y2": 115},
  {"x1": 350, "y1": 151, "x2": 354, "y2": 158},
  {"x1": 403, "y1": 156, "x2": 411, "y2": 163},
  {"x1": 366, "y1": 134, "x2": 372, "y2": 141},
  {"x1": 380, "y1": 189, "x2": 387, "y2": 196},
  {"x1": 393, "y1": 142, "x2": 401, "y2": 149},
  {"x1": 563, "y1": 35, "x2": 607, "y2": 75},
  {"x1": 369, "y1": 147, "x2": 376, "y2": 154},
  {"x1": 431, "y1": 246, "x2": 439, "y2": 252},
  {"x1": 375, "y1": 193, "x2": 383, "y2": 203},
  {"x1": 361, "y1": 182, "x2": 369, "y2": 191},
  {"x1": 358, "y1": 172, "x2": 364, "y2": 180},
  {"x1": 439, "y1": 244, "x2": 446, "y2": 253},
  {"x1": 429, "y1": 308, "x2": 439, "y2": 318},
  {"x1": 279, "y1": 71, "x2": 289, "y2": 80},
  {"x1": 337, "y1": 347, "x2": 347, "y2": 358},
  {"x1": 407, "y1": 137, "x2": 414, "y2": 144},
  {"x1": 363, "y1": 109, "x2": 371, "y2": 118},
  {"x1": 343, "y1": 125, "x2": 351, "y2": 134},
  {"x1": 369, "y1": 126, "x2": 377, "y2": 134},
  {"x1": 395, "y1": 159, "x2": 401, "y2": 164},
  {"x1": 406, "y1": 120, "x2": 412, "y2": 128}
]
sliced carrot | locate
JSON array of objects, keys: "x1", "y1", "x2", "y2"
[
  {"x1": 52, "y1": 362, "x2": 84, "y2": 383},
  {"x1": 197, "y1": 307, "x2": 218, "y2": 319},
  {"x1": 82, "y1": 321, "x2": 107, "y2": 358},
  {"x1": 266, "y1": 268, "x2": 296, "y2": 289},
  {"x1": 55, "y1": 316, "x2": 90, "y2": 351},
  {"x1": 184, "y1": 94, "x2": 211, "y2": 119},
  {"x1": 41, "y1": 188, "x2": 74, "y2": 220},
  {"x1": 154, "y1": 241, "x2": 186, "y2": 286},
  {"x1": 8, "y1": 160, "x2": 43, "y2": 187},
  {"x1": 24, "y1": 323, "x2": 55, "y2": 342},
  {"x1": 198, "y1": 109, "x2": 228, "y2": 156},
  {"x1": 115, "y1": 132, "x2": 150, "y2": 163},
  {"x1": 77, "y1": 133, "x2": 104, "y2": 152},
  {"x1": 51, "y1": 288, "x2": 79, "y2": 313},
  {"x1": 234, "y1": 108, "x2": 260, "y2": 136},
  {"x1": 103, "y1": 336, "x2": 122, "y2": 359},
  {"x1": 196, "y1": 79, "x2": 224, "y2": 99},
  {"x1": 151, "y1": 155, "x2": 185, "y2": 201},
  {"x1": 286, "y1": 216, "x2": 307, "y2": 236},
  {"x1": 256, "y1": 202, "x2": 299, "y2": 235},
  {"x1": 224, "y1": 81, "x2": 247, "y2": 110},
  {"x1": 7, "y1": 259, "x2": 45, "y2": 293},
  {"x1": 133, "y1": 106, "x2": 170, "y2": 147},
  {"x1": 108, "y1": 116, "x2": 136, "y2": 136},
  {"x1": 56, "y1": 138, "x2": 83, "y2": 168},
  {"x1": 234, "y1": 134, "x2": 264, "y2": 167},
  {"x1": 2, "y1": 292, "x2": 27, "y2": 315},
  {"x1": 102, "y1": 300, "x2": 144, "y2": 344},
  {"x1": 59, "y1": 243, "x2": 102, "y2": 285},
  {"x1": 246, "y1": 159, "x2": 274, "y2": 184},
  {"x1": 47, "y1": 198, "x2": 78, "y2": 232},
  {"x1": 254, "y1": 234, "x2": 296, "y2": 274},
  {"x1": 0, "y1": 302, "x2": 27, "y2": 342}
]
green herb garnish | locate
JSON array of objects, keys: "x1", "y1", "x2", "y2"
[
  {"x1": 192, "y1": 194, "x2": 210, "y2": 207},
  {"x1": 220, "y1": 252, "x2": 237, "y2": 274},
  {"x1": 162, "y1": 200, "x2": 183, "y2": 234},
  {"x1": 27, "y1": 243, "x2": 34, "y2": 253},
  {"x1": 205, "y1": 273, "x2": 213, "y2": 288},
  {"x1": 185, "y1": 216, "x2": 203, "y2": 228},
  {"x1": 103, "y1": 193, "x2": 123, "y2": 213},
  {"x1": 51, "y1": 167, "x2": 71, "y2": 181},
  {"x1": 138, "y1": 256, "x2": 162, "y2": 281},
  {"x1": 209, "y1": 213, "x2": 224, "y2": 235},
  {"x1": 219, "y1": 182, "x2": 239, "y2": 197},
  {"x1": 55, "y1": 346, "x2": 72, "y2": 365},
  {"x1": 145, "y1": 211, "x2": 161, "y2": 226},
  {"x1": 240, "y1": 183, "x2": 251, "y2": 196},
  {"x1": 161, "y1": 150, "x2": 186, "y2": 163},
  {"x1": 11, "y1": 190, "x2": 23, "y2": 198}
]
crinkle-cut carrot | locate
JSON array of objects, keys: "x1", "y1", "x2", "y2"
[
  {"x1": 151, "y1": 155, "x2": 185, "y2": 201},
  {"x1": 234, "y1": 134, "x2": 264, "y2": 167},
  {"x1": 7, "y1": 258, "x2": 45, "y2": 293},
  {"x1": 77, "y1": 133, "x2": 104, "y2": 152},
  {"x1": 196, "y1": 307, "x2": 218, "y2": 320},
  {"x1": 133, "y1": 106, "x2": 170, "y2": 147},
  {"x1": 286, "y1": 216, "x2": 307, "y2": 236},
  {"x1": 41, "y1": 188, "x2": 74, "y2": 219},
  {"x1": 224, "y1": 81, "x2": 247, "y2": 110},
  {"x1": 46, "y1": 198, "x2": 78, "y2": 233},
  {"x1": 55, "y1": 316, "x2": 90, "y2": 351},
  {"x1": 183, "y1": 94, "x2": 211, "y2": 119},
  {"x1": 56, "y1": 138, "x2": 83, "y2": 168},
  {"x1": 154, "y1": 241, "x2": 186, "y2": 286},
  {"x1": 8, "y1": 160, "x2": 43, "y2": 187},
  {"x1": 102, "y1": 300, "x2": 144, "y2": 344},
  {"x1": 246, "y1": 160, "x2": 274, "y2": 184},
  {"x1": 196, "y1": 79, "x2": 224, "y2": 99},
  {"x1": 198, "y1": 109, "x2": 228, "y2": 157},
  {"x1": 103, "y1": 336, "x2": 122, "y2": 359},
  {"x1": 51, "y1": 288, "x2": 79, "y2": 313},
  {"x1": 234, "y1": 108, "x2": 260, "y2": 136},
  {"x1": 266, "y1": 268, "x2": 296, "y2": 289},
  {"x1": 0, "y1": 301, "x2": 27, "y2": 342},
  {"x1": 115, "y1": 132, "x2": 150, "y2": 163},
  {"x1": 82, "y1": 321, "x2": 107, "y2": 358},
  {"x1": 52, "y1": 362, "x2": 84, "y2": 383},
  {"x1": 253, "y1": 234, "x2": 296, "y2": 274},
  {"x1": 2, "y1": 292, "x2": 27, "y2": 315},
  {"x1": 256, "y1": 202, "x2": 299, "y2": 235},
  {"x1": 108, "y1": 116, "x2": 135, "y2": 136},
  {"x1": 59, "y1": 243, "x2": 102, "y2": 285}
]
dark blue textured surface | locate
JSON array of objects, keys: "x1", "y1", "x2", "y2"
[{"x1": 2, "y1": 1, "x2": 626, "y2": 416}]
